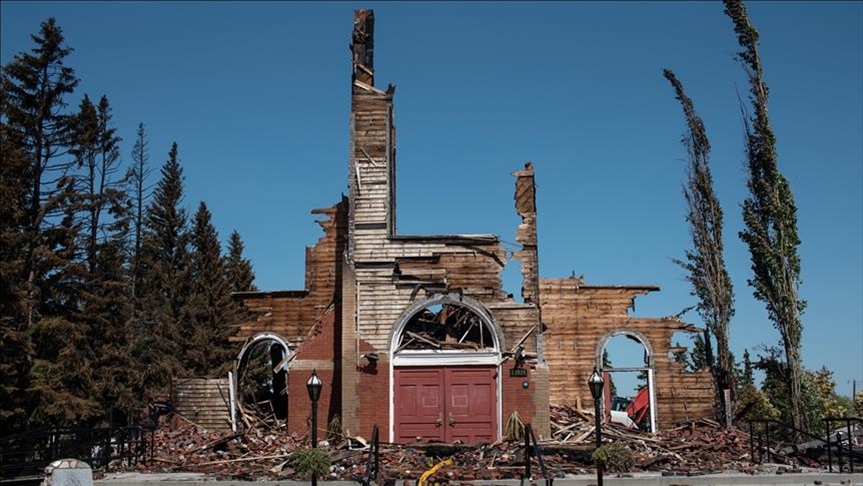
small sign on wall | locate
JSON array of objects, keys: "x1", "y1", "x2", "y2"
[{"x1": 509, "y1": 368, "x2": 528, "y2": 377}]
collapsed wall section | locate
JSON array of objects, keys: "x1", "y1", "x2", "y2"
[
  {"x1": 539, "y1": 278, "x2": 714, "y2": 427},
  {"x1": 233, "y1": 198, "x2": 347, "y2": 345}
]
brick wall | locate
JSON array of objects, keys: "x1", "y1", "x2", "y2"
[
  {"x1": 500, "y1": 363, "x2": 550, "y2": 439},
  {"x1": 287, "y1": 307, "x2": 338, "y2": 438}
]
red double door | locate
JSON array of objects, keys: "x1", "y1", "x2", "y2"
[{"x1": 394, "y1": 366, "x2": 497, "y2": 444}]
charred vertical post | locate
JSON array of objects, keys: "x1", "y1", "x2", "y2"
[
  {"x1": 513, "y1": 162, "x2": 540, "y2": 304},
  {"x1": 352, "y1": 9, "x2": 375, "y2": 86},
  {"x1": 347, "y1": 7, "x2": 396, "y2": 253}
]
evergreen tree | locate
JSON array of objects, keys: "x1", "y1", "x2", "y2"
[
  {"x1": 740, "y1": 349, "x2": 755, "y2": 388},
  {"x1": 127, "y1": 123, "x2": 151, "y2": 304},
  {"x1": 663, "y1": 69, "x2": 736, "y2": 425},
  {"x1": 186, "y1": 202, "x2": 237, "y2": 376},
  {"x1": 1, "y1": 17, "x2": 107, "y2": 425},
  {"x1": 225, "y1": 229, "x2": 256, "y2": 292},
  {"x1": 137, "y1": 142, "x2": 192, "y2": 395},
  {"x1": 1, "y1": 17, "x2": 79, "y2": 329},
  {"x1": 0, "y1": 90, "x2": 34, "y2": 430},
  {"x1": 688, "y1": 332, "x2": 710, "y2": 372},
  {"x1": 70, "y1": 94, "x2": 124, "y2": 273},
  {"x1": 69, "y1": 94, "x2": 134, "y2": 425},
  {"x1": 601, "y1": 349, "x2": 617, "y2": 397},
  {"x1": 724, "y1": 0, "x2": 807, "y2": 432},
  {"x1": 733, "y1": 349, "x2": 779, "y2": 423},
  {"x1": 88, "y1": 235, "x2": 138, "y2": 425}
]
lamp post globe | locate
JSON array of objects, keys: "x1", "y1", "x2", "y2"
[
  {"x1": 306, "y1": 370, "x2": 323, "y2": 486},
  {"x1": 588, "y1": 367, "x2": 604, "y2": 400},
  {"x1": 306, "y1": 369, "x2": 323, "y2": 403},
  {"x1": 587, "y1": 367, "x2": 605, "y2": 486}
]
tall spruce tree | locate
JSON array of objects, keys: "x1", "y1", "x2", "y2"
[
  {"x1": 127, "y1": 123, "x2": 151, "y2": 304},
  {"x1": 186, "y1": 202, "x2": 238, "y2": 376},
  {"x1": 225, "y1": 230, "x2": 256, "y2": 292},
  {"x1": 1, "y1": 17, "x2": 79, "y2": 329},
  {"x1": 723, "y1": 0, "x2": 807, "y2": 432},
  {"x1": 663, "y1": 69, "x2": 736, "y2": 425},
  {"x1": 89, "y1": 233, "x2": 138, "y2": 425},
  {"x1": 0, "y1": 88, "x2": 35, "y2": 430},
  {"x1": 1, "y1": 17, "x2": 106, "y2": 426},
  {"x1": 137, "y1": 142, "x2": 192, "y2": 395},
  {"x1": 70, "y1": 94, "x2": 124, "y2": 273},
  {"x1": 70, "y1": 94, "x2": 134, "y2": 425},
  {"x1": 27, "y1": 195, "x2": 100, "y2": 425}
]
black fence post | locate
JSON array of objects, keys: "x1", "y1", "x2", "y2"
[
  {"x1": 749, "y1": 421, "x2": 755, "y2": 464},
  {"x1": 846, "y1": 419, "x2": 854, "y2": 474},
  {"x1": 528, "y1": 423, "x2": 550, "y2": 485},
  {"x1": 362, "y1": 425, "x2": 380, "y2": 486}
]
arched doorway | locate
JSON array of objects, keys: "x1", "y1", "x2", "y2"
[
  {"x1": 596, "y1": 330, "x2": 658, "y2": 433},
  {"x1": 233, "y1": 332, "x2": 291, "y2": 428},
  {"x1": 388, "y1": 293, "x2": 503, "y2": 444}
]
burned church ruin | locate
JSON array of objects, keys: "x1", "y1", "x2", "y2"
[{"x1": 229, "y1": 9, "x2": 715, "y2": 443}]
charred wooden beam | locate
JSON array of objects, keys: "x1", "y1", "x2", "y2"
[{"x1": 352, "y1": 9, "x2": 374, "y2": 86}]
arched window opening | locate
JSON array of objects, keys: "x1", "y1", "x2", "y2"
[
  {"x1": 395, "y1": 302, "x2": 495, "y2": 352},
  {"x1": 598, "y1": 330, "x2": 657, "y2": 433},
  {"x1": 234, "y1": 333, "x2": 291, "y2": 426},
  {"x1": 604, "y1": 334, "x2": 649, "y2": 405}
]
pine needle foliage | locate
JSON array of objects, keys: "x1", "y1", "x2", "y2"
[
  {"x1": 1, "y1": 18, "x2": 259, "y2": 427},
  {"x1": 289, "y1": 448, "x2": 331, "y2": 480}
]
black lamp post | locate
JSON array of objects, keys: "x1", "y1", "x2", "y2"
[
  {"x1": 306, "y1": 369, "x2": 323, "y2": 486},
  {"x1": 588, "y1": 367, "x2": 605, "y2": 486}
]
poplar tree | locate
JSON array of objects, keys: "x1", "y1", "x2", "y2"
[
  {"x1": 724, "y1": 0, "x2": 807, "y2": 432},
  {"x1": 663, "y1": 69, "x2": 736, "y2": 425}
]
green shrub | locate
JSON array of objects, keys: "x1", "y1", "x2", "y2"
[
  {"x1": 289, "y1": 447, "x2": 331, "y2": 479},
  {"x1": 591, "y1": 442, "x2": 633, "y2": 473}
]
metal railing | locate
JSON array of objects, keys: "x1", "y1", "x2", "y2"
[
  {"x1": 361, "y1": 424, "x2": 380, "y2": 486},
  {"x1": 0, "y1": 426, "x2": 153, "y2": 479},
  {"x1": 749, "y1": 418, "x2": 862, "y2": 473},
  {"x1": 523, "y1": 423, "x2": 552, "y2": 484},
  {"x1": 823, "y1": 417, "x2": 862, "y2": 473}
]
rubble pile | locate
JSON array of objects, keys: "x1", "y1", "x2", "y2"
[{"x1": 124, "y1": 407, "x2": 817, "y2": 482}]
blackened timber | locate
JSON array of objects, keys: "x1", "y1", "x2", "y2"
[
  {"x1": 356, "y1": 222, "x2": 388, "y2": 231},
  {"x1": 352, "y1": 9, "x2": 374, "y2": 86}
]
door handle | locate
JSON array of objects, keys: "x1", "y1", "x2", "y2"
[
  {"x1": 435, "y1": 412, "x2": 442, "y2": 427},
  {"x1": 448, "y1": 412, "x2": 455, "y2": 427}
]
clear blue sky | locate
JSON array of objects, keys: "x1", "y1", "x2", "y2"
[{"x1": 2, "y1": 1, "x2": 861, "y2": 398}]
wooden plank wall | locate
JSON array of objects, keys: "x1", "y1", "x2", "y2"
[
  {"x1": 539, "y1": 278, "x2": 715, "y2": 427},
  {"x1": 346, "y1": 66, "x2": 543, "y2": 357},
  {"x1": 172, "y1": 378, "x2": 231, "y2": 430},
  {"x1": 233, "y1": 199, "x2": 347, "y2": 345}
]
